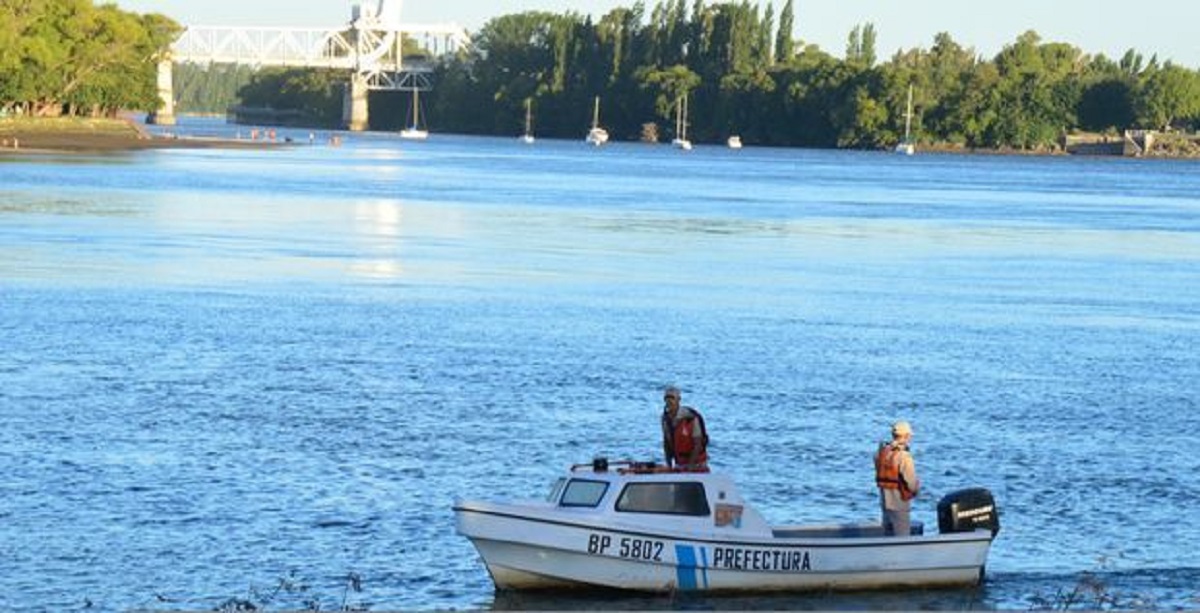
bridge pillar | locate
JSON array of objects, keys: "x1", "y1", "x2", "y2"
[
  {"x1": 342, "y1": 73, "x2": 370, "y2": 131},
  {"x1": 147, "y1": 59, "x2": 176, "y2": 126}
]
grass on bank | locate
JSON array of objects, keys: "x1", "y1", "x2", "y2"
[
  {"x1": 0, "y1": 115, "x2": 145, "y2": 137},
  {"x1": 0, "y1": 115, "x2": 289, "y2": 152}
]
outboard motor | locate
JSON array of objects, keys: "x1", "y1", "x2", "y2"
[{"x1": 937, "y1": 488, "x2": 1000, "y2": 537}]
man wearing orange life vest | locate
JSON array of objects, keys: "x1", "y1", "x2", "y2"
[
  {"x1": 661, "y1": 386, "x2": 709, "y2": 471},
  {"x1": 874, "y1": 420, "x2": 920, "y2": 536}
]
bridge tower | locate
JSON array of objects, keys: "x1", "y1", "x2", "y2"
[
  {"x1": 378, "y1": 0, "x2": 404, "y2": 26},
  {"x1": 148, "y1": 59, "x2": 176, "y2": 126},
  {"x1": 159, "y1": 0, "x2": 470, "y2": 131}
]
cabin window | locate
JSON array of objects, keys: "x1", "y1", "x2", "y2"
[
  {"x1": 545, "y1": 478, "x2": 566, "y2": 503},
  {"x1": 559, "y1": 479, "x2": 609, "y2": 507},
  {"x1": 615, "y1": 482, "x2": 710, "y2": 516}
]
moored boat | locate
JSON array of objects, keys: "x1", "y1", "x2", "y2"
[
  {"x1": 585, "y1": 96, "x2": 609, "y2": 146},
  {"x1": 671, "y1": 92, "x2": 692, "y2": 151},
  {"x1": 455, "y1": 458, "x2": 1000, "y2": 593},
  {"x1": 520, "y1": 97, "x2": 535, "y2": 144},
  {"x1": 400, "y1": 86, "x2": 428, "y2": 140},
  {"x1": 895, "y1": 83, "x2": 915, "y2": 155}
]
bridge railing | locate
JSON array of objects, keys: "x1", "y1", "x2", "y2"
[
  {"x1": 159, "y1": 18, "x2": 471, "y2": 128},
  {"x1": 171, "y1": 23, "x2": 470, "y2": 84},
  {"x1": 174, "y1": 27, "x2": 359, "y2": 69}
]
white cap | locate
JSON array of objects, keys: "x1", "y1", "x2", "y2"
[{"x1": 892, "y1": 421, "x2": 913, "y2": 437}]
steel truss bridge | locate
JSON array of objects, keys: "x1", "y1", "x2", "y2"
[{"x1": 151, "y1": 0, "x2": 470, "y2": 130}]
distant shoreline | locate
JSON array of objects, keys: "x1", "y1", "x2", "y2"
[
  {"x1": 4, "y1": 116, "x2": 1197, "y2": 159},
  {"x1": 0, "y1": 116, "x2": 286, "y2": 154}
]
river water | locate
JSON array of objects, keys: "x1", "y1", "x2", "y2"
[{"x1": 2, "y1": 119, "x2": 1199, "y2": 611}]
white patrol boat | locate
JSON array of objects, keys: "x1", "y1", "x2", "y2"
[{"x1": 454, "y1": 458, "x2": 999, "y2": 593}]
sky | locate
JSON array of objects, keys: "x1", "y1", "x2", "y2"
[{"x1": 113, "y1": 0, "x2": 1200, "y2": 68}]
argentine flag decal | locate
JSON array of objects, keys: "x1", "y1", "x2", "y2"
[{"x1": 674, "y1": 544, "x2": 710, "y2": 590}]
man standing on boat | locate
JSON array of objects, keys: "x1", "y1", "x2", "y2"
[
  {"x1": 874, "y1": 420, "x2": 920, "y2": 536},
  {"x1": 661, "y1": 386, "x2": 708, "y2": 471}
]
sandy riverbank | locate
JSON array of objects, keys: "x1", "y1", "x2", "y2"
[{"x1": 0, "y1": 116, "x2": 286, "y2": 154}]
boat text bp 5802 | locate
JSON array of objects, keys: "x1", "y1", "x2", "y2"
[{"x1": 454, "y1": 459, "x2": 999, "y2": 593}]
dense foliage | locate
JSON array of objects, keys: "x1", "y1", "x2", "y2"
[
  {"x1": 235, "y1": 68, "x2": 346, "y2": 127},
  {"x1": 174, "y1": 63, "x2": 256, "y2": 115},
  {"x1": 7, "y1": 0, "x2": 1199, "y2": 151},
  {"x1": 0, "y1": 0, "x2": 180, "y2": 117},
  {"x1": 209, "y1": 0, "x2": 1199, "y2": 149},
  {"x1": 423, "y1": 1, "x2": 1200, "y2": 149}
]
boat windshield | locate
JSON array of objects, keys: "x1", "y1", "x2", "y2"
[
  {"x1": 545, "y1": 478, "x2": 566, "y2": 503},
  {"x1": 559, "y1": 479, "x2": 609, "y2": 507},
  {"x1": 615, "y1": 482, "x2": 710, "y2": 516}
]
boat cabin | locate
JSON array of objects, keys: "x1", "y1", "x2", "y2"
[
  {"x1": 543, "y1": 459, "x2": 951, "y2": 539},
  {"x1": 543, "y1": 459, "x2": 776, "y2": 538}
]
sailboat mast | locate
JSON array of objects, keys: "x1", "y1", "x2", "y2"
[
  {"x1": 675, "y1": 95, "x2": 681, "y2": 137},
  {"x1": 904, "y1": 84, "x2": 913, "y2": 140},
  {"x1": 683, "y1": 92, "x2": 688, "y2": 140},
  {"x1": 592, "y1": 96, "x2": 600, "y2": 129}
]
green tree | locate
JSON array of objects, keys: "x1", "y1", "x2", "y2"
[
  {"x1": 1, "y1": 0, "x2": 179, "y2": 116},
  {"x1": 639, "y1": 63, "x2": 700, "y2": 137},
  {"x1": 175, "y1": 63, "x2": 258, "y2": 114},
  {"x1": 758, "y1": 3, "x2": 774, "y2": 67},
  {"x1": 1078, "y1": 79, "x2": 1135, "y2": 132},
  {"x1": 989, "y1": 31, "x2": 1083, "y2": 149},
  {"x1": 237, "y1": 68, "x2": 343, "y2": 126},
  {"x1": 65, "y1": 7, "x2": 181, "y2": 116},
  {"x1": 774, "y1": 0, "x2": 794, "y2": 64},
  {"x1": 717, "y1": 67, "x2": 774, "y2": 142},
  {"x1": 1137, "y1": 63, "x2": 1200, "y2": 129},
  {"x1": 943, "y1": 62, "x2": 1002, "y2": 147},
  {"x1": 772, "y1": 48, "x2": 856, "y2": 146},
  {"x1": 832, "y1": 73, "x2": 887, "y2": 148},
  {"x1": 923, "y1": 33, "x2": 975, "y2": 141},
  {"x1": 846, "y1": 23, "x2": 877, "y2": 67},
  {"x1": 1077, "y1": 52, "x2": 1138, "y2": 132}
]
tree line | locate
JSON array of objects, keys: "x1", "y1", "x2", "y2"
[
  {"x1": 424, "y1": 0, "x2": 1200, "y2": 149},
  {"x1": 196, "y1": 0, "x2": 1200, "y2": 149},
  {"x1": 1, "y1": 0, "x2": 180, "y2": 118},
  {"x1": 6, "y1": 0, "x2": 1200, "y2": 151}
]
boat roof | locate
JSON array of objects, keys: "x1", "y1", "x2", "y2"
[{"x1": 566, "y1": 459, "x2": 733, "y2": 483}]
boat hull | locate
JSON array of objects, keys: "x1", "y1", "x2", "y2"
[
  {"x1": 586, "y1": 128, "x2": 609, "y2": 146},
  {"x1": 456, "y1": 503, "x2": 992, "y2": 593}
]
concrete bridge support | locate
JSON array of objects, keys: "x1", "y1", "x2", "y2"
[
  {"x1": 342, "y1": 74, "x2": 370, "y2": 131},
  {"x1": 147, "y1": 59, "x2": 176, "y2": 126}
]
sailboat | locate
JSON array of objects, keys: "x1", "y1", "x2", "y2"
[
  {"x1": 671, "y1": 92, "x2": 693, "y2": 151},
  {"x1": 520, "y1": 98, "x2": 535, "y2": 144},
  {"x1": 585, "y1": 96, "x2": 609, "y2": 146},
  {"x1": 400, "y1": 86, "x2": 428, "y2": 140},
  {"x1": 895, "y1": 84, "x2": 915, "y2": 155}
]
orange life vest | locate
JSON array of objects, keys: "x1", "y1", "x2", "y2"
[
  {"x1": 875, "y1": 442, "x2": 916, "y2": 500},
  {"x1": 670, "y1": 411, "x2": 708, "y2": 468}
]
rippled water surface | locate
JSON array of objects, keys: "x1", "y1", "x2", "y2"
[{"x1": 2, "y1": 120, "x2": 1199, "y2": 611}]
